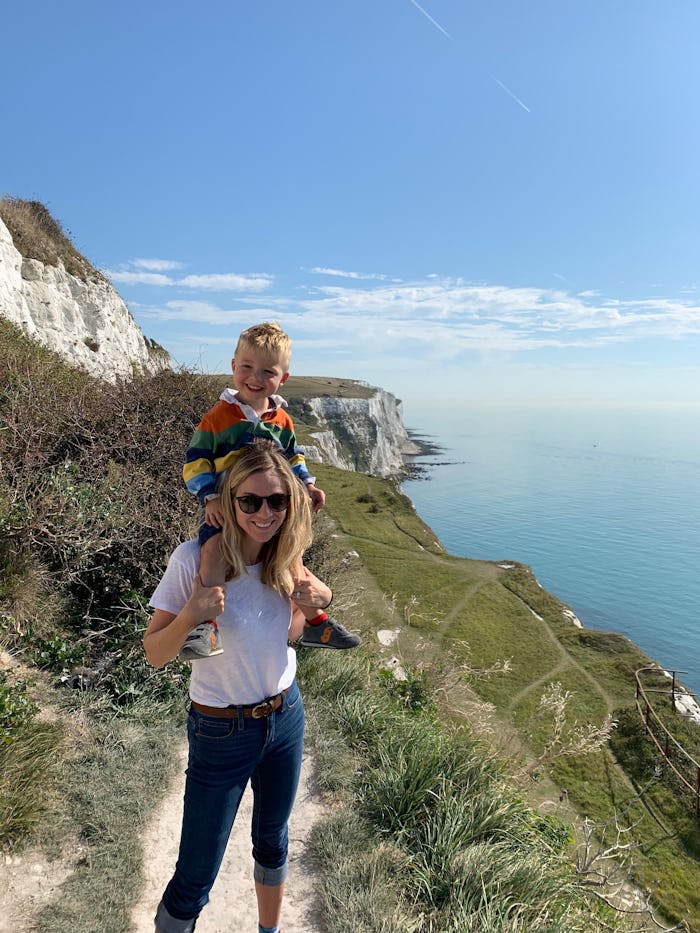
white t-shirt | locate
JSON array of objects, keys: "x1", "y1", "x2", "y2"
[{"x1": 149, "y1": 540, "x2": 297, "y2": 706}]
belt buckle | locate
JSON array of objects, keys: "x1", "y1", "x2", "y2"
[{"x1": 251, "y1": 699, "x2": 273, "y2": 719}]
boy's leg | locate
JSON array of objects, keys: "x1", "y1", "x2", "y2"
[
  {"x1": 179, "y1": 532, "x2": 226, "y2": 661},
  {"x1": 198, "y1": 533, "x2": 228, "y2": 587}
]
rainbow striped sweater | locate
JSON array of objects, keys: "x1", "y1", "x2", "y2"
[{"x1": 183, "y1": 388, "x2": 315, "y2": 505}]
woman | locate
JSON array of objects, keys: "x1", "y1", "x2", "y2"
[{"x1": 144, "y1": 439, "x2": 332, "y2": 933}]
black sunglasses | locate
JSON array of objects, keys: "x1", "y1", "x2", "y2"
[{"x1": 235, "y1": 493, "x2": 290, "y2": 514}]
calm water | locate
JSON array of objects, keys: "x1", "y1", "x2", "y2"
[{"x1": 402, "y1": 406, "x2": 700, "y2": 695}]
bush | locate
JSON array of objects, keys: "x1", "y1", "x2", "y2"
[{"x1": 0, "y1": 319, "x2": 214, "y2": 707}]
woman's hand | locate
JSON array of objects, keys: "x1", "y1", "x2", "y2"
[
  {"x1": 191, "y1": 573, "x2": 226, "y2": 619},
  {"x1": 143, "y1": 575, "x2": 225, "y2": 668},
  {"x1": 290, "y1": 565, "x2": 332, "y2": 610}
]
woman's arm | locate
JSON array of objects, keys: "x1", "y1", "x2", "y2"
[
  {"x1": 143, "y1": 576, "x2": 225, "y2": 668},
  {"x1": 289, "y1": 606, "x2": 306, "y2": 643}
]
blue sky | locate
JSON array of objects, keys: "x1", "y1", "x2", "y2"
[{"x1": 3, "y1": 1, "x2": 700, "y2": 422}]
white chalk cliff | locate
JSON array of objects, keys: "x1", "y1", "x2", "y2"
[
  {"x1": 303, "y1": 390, "x2": 421, "y2": 477},
  {"x1": 0, "y1": 217, "x2": 169, "y2": 382}
]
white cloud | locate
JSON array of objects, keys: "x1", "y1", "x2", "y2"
[
  {"x1": 178, "y1": 273, "x2": 273, "y2": 292},
  {"x1": 307, "y1": 266, "x2": 395, "y2": 282},
  {"x1": 106, "y1": 269, "x2": 174, "y2": 286},
  {"x1": 105, "y1": 261, "x2": 273, "y2": 292},
  {"x1": 138, "y1": 300, "x2": 253, "y2": 325},
  {"x1": 293, "y1": 281, "x2": 700, "y2": 344},
  {"x1": 123, "y1": 270, "x2": 700, "y2": 378},
  {"x1": 132, "y1": 258, "x2": 185, "y2": 271}
]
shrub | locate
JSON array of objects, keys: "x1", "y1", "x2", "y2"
[
  {"x1": 0, "y1": 319, "x2": 214, "y2": 708},
  {"x1": 30, "y1": 636, "x2": 85, "y2": 673}
]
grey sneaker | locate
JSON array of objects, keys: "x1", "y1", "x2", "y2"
[
  {"x1": 301, "y1": 614, "x2": 361, "y2": 650},
  {"x1": 179, "y1": 621, "x2": 223, "y2": 661}
]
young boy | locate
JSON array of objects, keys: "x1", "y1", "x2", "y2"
[{"x1": 181, "y1": 321, "x2": 361, "y2": 659}]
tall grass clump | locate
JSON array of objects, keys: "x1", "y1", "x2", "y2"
[
  {"x1": 299, "y1": 650, "x2": 628, "y2": 932},
  {"x1": 0, "y1": 671, "x2": 60, "y2": 847}
]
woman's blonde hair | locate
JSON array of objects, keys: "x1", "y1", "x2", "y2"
[{"x1": 218, "y1": 439, "x2": 312, "y2": 595}]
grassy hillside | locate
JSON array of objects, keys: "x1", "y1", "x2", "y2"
[{"x1": 1, "y1": 315, "x2": 698, "y2": 931}]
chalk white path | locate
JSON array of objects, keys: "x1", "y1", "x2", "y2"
[{"x1": 130, "y1": 747, "x2": 327, "y2": 933}]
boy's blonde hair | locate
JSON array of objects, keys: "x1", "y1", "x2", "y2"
[
  {"x1": 234, "y1": 321, "x2": 292, "y2": 370},
  {"x1": 219, "y1": 439, "x2": 311, "y2": 593}
]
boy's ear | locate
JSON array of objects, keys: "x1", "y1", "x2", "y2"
[
  {"x1": 230, "y1": 358, "x2": 236, "y2": 373},
  {"x1": 279, "y1": 371, "x2": 290, "y2": 385}
]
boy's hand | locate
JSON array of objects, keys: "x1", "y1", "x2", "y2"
[
  {"x1": 205, "y1": 496, "x2": 226, "y2": 528},
  {"x1": 307, "y1": 484, "x2": 325, "y2": 513}
]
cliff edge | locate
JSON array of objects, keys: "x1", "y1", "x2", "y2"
[
  {"x1": 0, "y1": 202, "x2": 169, "y2": 382},
  {"x1": 306, "y1": 391, "x2": 422, "y2": 477}
]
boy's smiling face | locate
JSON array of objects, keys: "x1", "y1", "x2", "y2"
[{"x1": 231, "y1": 344, "x2": 289, "y2": 411}]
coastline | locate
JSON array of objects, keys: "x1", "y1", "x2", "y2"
[
  {"x1": 404, "y1": 429, "x2": 462, "y2": 481},
  {"x1": 399, "y1": 434, "x2": 700, "y2": 723},
  {"x1": 399, "y1": 408, "x2": 700, "y2": 699}
]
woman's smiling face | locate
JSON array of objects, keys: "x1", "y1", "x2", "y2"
[{"x1": 233, "y1": 468, "x2": 288, "y2": 560}]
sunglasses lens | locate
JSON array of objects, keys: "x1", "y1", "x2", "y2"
[
  {"x1": 236, "y1": 495, "x2": 261, "y2": 513},
  {"x1": 235, "y1": 494, "x2": 290, "y2": 513}
]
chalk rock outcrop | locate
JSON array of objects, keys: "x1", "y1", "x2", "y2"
[
  {"x1": 304, "y1": 388, "x2": 421, "y2": 477},
  {"x1": 0, "y1": 217, "x2": 169, "y2": 382}
]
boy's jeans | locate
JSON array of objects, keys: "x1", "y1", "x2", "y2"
[{"x1": 156, "y1": 681, "x2": 305, "y2": 931}]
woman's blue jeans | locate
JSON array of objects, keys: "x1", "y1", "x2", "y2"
[{"x1": 156, "y1": 680, "x2": 304, "y2": 932}]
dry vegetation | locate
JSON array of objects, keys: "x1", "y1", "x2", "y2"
[{"x1": 0, "y1": 198, "x2": 105, "y2": 283}]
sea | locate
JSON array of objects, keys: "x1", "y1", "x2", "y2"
[{"x1": 401, "y1": 405, "x2": 700, "y2": 696}]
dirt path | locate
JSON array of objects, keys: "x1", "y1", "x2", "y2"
[
  {"x1": 130, "y1": 745, "x2": 327, "y2": 933},
  {"x1": 505, "y1": 589, "x2": 617, "y2": 716}
]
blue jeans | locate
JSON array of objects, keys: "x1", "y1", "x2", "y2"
[{"x1": 156, "y1": 681, "x2": 304, "y2": 931}]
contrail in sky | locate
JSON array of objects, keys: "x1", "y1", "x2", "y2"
[
  {"x1": 405, "y1": 3, "x2": 531, "y2": 113},
  {"x1": 490, "y1": 75, "x2": 531, "y2": 113},
  {"x1": 407, "y1": 0, "x2": 453, "y2": 39}
]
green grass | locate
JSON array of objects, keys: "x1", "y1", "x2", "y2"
[
  {"x1": 0, "y1": 720, "x2": 61, "y2": 847},
  {"x1": 300, "y1": 651, "x2": 627, "y2": 932}
]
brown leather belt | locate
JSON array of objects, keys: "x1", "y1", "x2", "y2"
[{"x1": 192, "y1": 689, "x2": 288, "y2": 720}]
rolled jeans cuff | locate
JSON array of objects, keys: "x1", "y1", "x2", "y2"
[
  {"x1": 155, "y1": 900, "x2": 196, "y2": 933},
  {"x1": 254, "y1": 859, "x2": 287, "y2": 886}
]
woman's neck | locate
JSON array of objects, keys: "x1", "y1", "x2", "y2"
[{"x1": 241, "y1": 543, "x2": 262, "y2": 566}]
